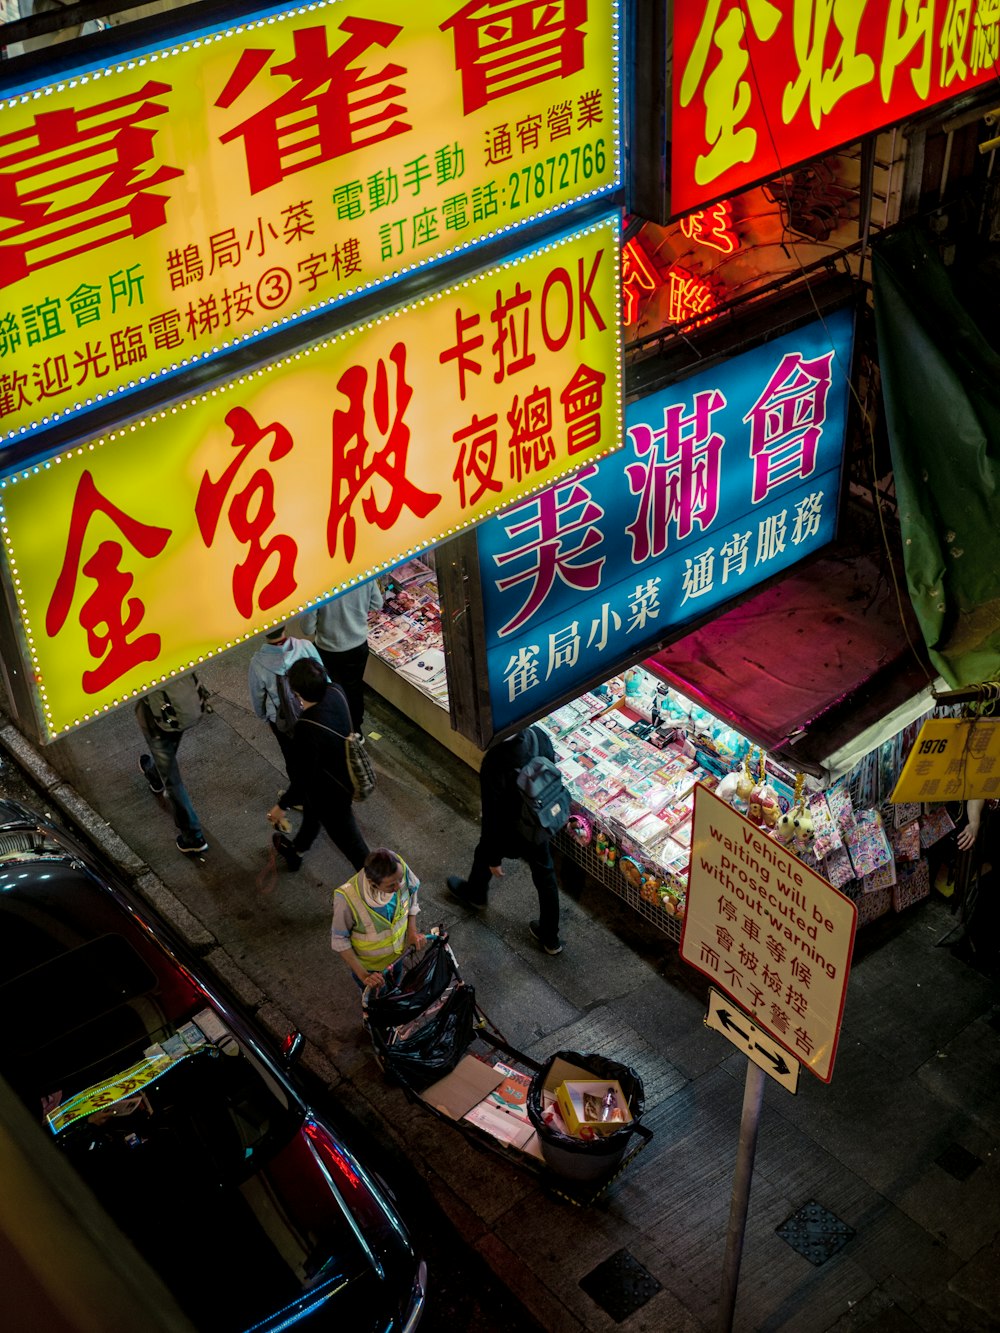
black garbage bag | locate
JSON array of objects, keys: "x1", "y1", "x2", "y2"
[
  {"x1": 526, "y1": 1050, "x2": 645, "y2": 1183},
  {"x1": 369, "y1": 981, "x2": 477, "y2": 1092},
  {"x1": 366, "y1": 936, "x2": 457, "y2": 1027}
]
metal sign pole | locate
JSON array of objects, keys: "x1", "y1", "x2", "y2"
[{"x1": 716, "y1": 1060, "x2": 766, "y2": 1333}]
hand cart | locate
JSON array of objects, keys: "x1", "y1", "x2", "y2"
[{"x1": 363, "y1": 931, "x2": 652, "y2": 1206}]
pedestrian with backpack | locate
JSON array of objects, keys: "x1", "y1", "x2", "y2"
[
  {"x1": 136, "y1": 674, "x2": 211, "y2": 857},
  {"x1": 266, "y1": 657, "x2": 371, "y2": 874},
  {"x1": 248, "y1": 624, "x2": 324, "y2": 796},
  {"x1": 300, "y1": 580, "x2": 383, "y2": 733},
  {"x1": 447, "y1": 725, "x2": 570, "y2": 955}
]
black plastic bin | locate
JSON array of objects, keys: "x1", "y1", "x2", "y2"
[{"x1": 526, "y1": 1050, "x2": 645, "y2": 1185}]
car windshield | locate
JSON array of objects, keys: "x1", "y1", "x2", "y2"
[{"x1": 0, "y1": 840, "x2": 380, "y2": 1333}]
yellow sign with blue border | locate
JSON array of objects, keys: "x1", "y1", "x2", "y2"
[{"x1": 0, "y1": 0, "x2": 620, "y2": 441}]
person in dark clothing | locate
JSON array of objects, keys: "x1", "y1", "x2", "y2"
[
  {"x1": 447, "y1": 726, "x2": 564, "y2": 954},
  {"x1": 267, "y1": 658, "x2": 370, "y2": 873}
]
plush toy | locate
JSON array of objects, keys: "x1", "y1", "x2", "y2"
[
  {"x1": 775, "y1": 808, "x2": 797, "y2": 843},
  {"x1": 715, "y1": 771, "x2": 741, "y2": 805},
  {"x1": 776, "y1": 774, "x2": 805, "y2": 843},
  {"x1": 793, "y1": 805, "x2": 816, "y2": 851}
]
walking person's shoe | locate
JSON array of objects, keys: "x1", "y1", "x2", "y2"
[
  {"x1": 139, "y1": 753, "x2": 165, "y2": 795},
  {"x1": 529, "y1": 920, "x2": 564, "y2": 956},
  {"x1": 272, "y1": 832, "x2": 303, "y2": 872},
  {"x1": 176, "y1": 833, "x2": 208, "y2": 856},
  {"x1": 446, "y1": 875, "x2": 487, "y2": 910}
]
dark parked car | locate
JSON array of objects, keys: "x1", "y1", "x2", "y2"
[{"x1": 0, "y1": 799, "x2": 426, "y2": 1332}]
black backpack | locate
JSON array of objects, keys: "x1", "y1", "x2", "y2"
[
  {"x1": 147, "y1": 674, "x2": 211, "y2": 733},
  {"x1": 273, "y1": 672, "x2": 302, "y2": 736},
  {"x1": 516, "y1": 728, "x2": 571, "y2": 845}
]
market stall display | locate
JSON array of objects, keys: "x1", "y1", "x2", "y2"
[
  {"x1": 539, "y1": 666, "x2": 957, "y2": 944},
  {"x1": 368, "y1": 558, "x2": 448, "y2": 708}
]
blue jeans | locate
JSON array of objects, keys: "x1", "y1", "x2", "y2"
[{"x1": 136, "y1": 701, "x2": 204, "y2": 841}]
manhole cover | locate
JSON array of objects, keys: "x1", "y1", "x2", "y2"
[
  {"x1": 936, "y1": 1143, "x2": 981, "y2": 1181},
  {"x1": 580, "y1": 1248, "x2": 662, "y2": 1322},
  {"x1": 776, "y1": 1200, "x2": 856, "y2": 1266}
]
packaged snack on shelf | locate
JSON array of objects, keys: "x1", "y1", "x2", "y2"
[
  {"x1": 918, "y1": 805, "x2": 956, "y2": 847},
  {"x1": 601, "y1": 793, "x2": 651, "y2": 829},
  {"x1": 808, "y1": 794, "x2": 843, "y2": 858},
  {"x1": 892, "y1": 857, "x2": 931, "y2": 911},
  {"x1": 822, "y1": 845, "x2": 855, "y2": 888},
  {"x1": 826, "y1": 781, "x2": 857, "y2": 834},
  {"x1": 844, "y1": 809, "x2": 893, "y2": 878},
  {"x1": 622, "y1": 812, "x2": 670, "y2": 856},
  {"x1": 893, "y1": 801, "x2": 921, "y2": 827},
  {"x1": 890, "y1": 819, "x2": 921, "y2": 862},
  {"x1": 671, "y1": 818, "x2": 693, "y2": 849},
  {"x1": 862, "y1": 860, "x2": 897, "y2": 893}
]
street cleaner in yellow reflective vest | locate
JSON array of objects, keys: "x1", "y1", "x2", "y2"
[{"x1": 331, "y1": 847, "x2": 424, "y2": 993}]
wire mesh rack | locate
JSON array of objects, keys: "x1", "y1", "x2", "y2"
[{"x1": 556, "y1": 830, "x2": 684, "y2": 944}]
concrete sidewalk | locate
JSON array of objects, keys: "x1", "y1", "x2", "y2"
[{"x1": 10, "y1": 638, "x2": 1000, "y2": 1332}]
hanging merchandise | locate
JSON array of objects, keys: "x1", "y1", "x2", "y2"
[
  {"x1": 533, "y1": 663, "x2": 956, "y2": 944},
  {"x1": 776, "y1": 773, "x2": 806, "y2": 844}
]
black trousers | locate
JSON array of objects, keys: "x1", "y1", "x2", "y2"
[
  {"x1": 292, "y1": 789, "x2": 369, "y2": 871},
  {"x1": 317, "y1": 642, "x2": 370, "y2": 732},
  {"x1": 468, "y1": 836, "x2": 560, "y2": 944}
]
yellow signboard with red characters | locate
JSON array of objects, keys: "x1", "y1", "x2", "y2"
[
  {"x1": 0, "y1": 0, "x2": 620, "y2": 442},
  {"x1": 0, "y1": 215, "x2": 622, "y2": 739}
]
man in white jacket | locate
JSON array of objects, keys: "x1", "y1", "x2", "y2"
[
  {"x1": 299, "y1": 581, "x2": 383, "y2": 732},
  {"x1": 248, "y1": 625, "x2": 324, "y2": 792}
]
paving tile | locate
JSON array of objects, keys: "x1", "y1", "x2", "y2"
[
  {"x1": 823, "y1": 1283, "x2": 923, "y2": 1331},
  {"x1": 521, "y1": 1005, "x2": 691, "y2": 1116},
  {"x1": 916, "y1": 1012, "x2": 1000, "y2": 1141},
  {"x1": 890, "y1": 1148, "x2": 1000, "y2": 1262},
  {"x1": 843, "y1": 910, "x2": 997, "y2": 1075},
  {"x1": 607, "y1": 972, "x2": 728, "y2": 1081}
]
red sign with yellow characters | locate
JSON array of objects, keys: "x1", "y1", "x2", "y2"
[
  {"x1": 0, "y1": 215, "x2": 622, "y2": 739},
  {"x1": 0, "y1": 0, "x2": 620, "y2": 441},
  {"x1": 673, "y1": 0, "x2": 999, "y2": 216}
]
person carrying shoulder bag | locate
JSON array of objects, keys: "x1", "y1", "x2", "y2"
[{"x1": 267, "y1": 658, "x2": 370, "y2": 873}]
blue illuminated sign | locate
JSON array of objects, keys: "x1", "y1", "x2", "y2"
[{"x1": 478, "y1": 306, "x2": 855, "y2": 730}]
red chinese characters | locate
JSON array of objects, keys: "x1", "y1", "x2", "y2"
[
  {"x1": 441, "y1": 0, "x2": 588, "y2": 114},
  {"x1": 0, "y1": 83, "x2": 183, "y2": 288},
  {"x1": 443, "y1": 247, "x2": 610, "y2": 508},
  {"x1": 195, "y1": 406, "x2": 299, "y2": 618},
  {"x1": 216, "y1": 19, "x2": 412, "y2": 196},
  {"x1": 621, "y1": 239, "x2": 659, "y2": 326},
  {"x1": 46, "y1": 471, "x2": 171, "y2": 693},
  {"x1": 328, "y1": 342, "x2": 441, "y2": 564}
]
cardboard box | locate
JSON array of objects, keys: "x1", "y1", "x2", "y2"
[
  {"x1": 555, "y1": 1079, "x2": 632, "y2": 1138},
  {"x1": 420, "y1": 1055, "x2": 503, "y2": 1120}
]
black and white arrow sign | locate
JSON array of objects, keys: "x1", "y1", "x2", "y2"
[{"x1": 705, "y1": 988, "x2": 800, "y2": 1094}]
